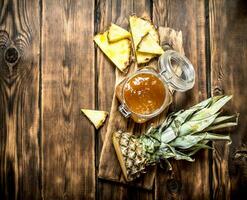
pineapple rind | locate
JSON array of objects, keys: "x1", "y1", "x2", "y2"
[{"x1": 113, "y1": 131, "x2": 147, "y2": 181}]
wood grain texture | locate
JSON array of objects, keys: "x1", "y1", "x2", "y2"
[
  {"x1": 41, "y1": 0, "x2": 95, "y2": 199},
  {"x1": 153, "y1": 0, "x2": 209, "y2": 199},
  {"x1": 1, "y1": 0, "x2": 247, "y2": 199},
  {"x1": 0, "y1": 1, "x2": 41, "y2": 200},
  {"x1": 96, "y1": 0, "x2": 155, "y2": 196},
  {"x1": 97, "y1": 0, "x2": 161, "y2": 189},
  {"x1": 98, "y1": 180, "x2": 153, "y2": 200},
  {"x1": 209, "y1": 0, "x2": 247, "y2": 199}
]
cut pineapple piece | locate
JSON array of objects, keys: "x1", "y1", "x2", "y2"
[
  {"x1": 137, "y1": 33, "x2": 164, "y2": 55},
  {"x1": 129, "y1": 15, "x2": 159, "y2": 64},
  {"x1": 129, "y1": 16, "x2": 149, "y2": 49},
  {"x1": 108, "y1": 23, "x2": 131, "y2": 42},
  {"x1": 94, "y1": 31, "x2": 131, "y2": 72},
  {"x1": 129, "y1": 15, "x2": 159, "y2": 48},
  {"x1": 136, "y1": 52, "x2": 157, "y2": 64},
  {"x1": 81, "y1": 109, "x2": 108, "y2": 129}
]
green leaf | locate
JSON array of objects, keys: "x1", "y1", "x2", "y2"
[
  {"x1": 169, "y1": 134, "x2": 207, "y2": 149},
  {"x1": 192, "y1": 96, "x2": 232, "y2": 121},
  {"x1": 212, "y1": 114, "x2": 238, "y2": 125},
  {"x1": 179, "y1": 113, "x2": 219, "y2": 136},
  {"x1": 173, "y1": 150, "x2": 195, "y2": 162},
  {"x1": 204, "y1": 122, "x2": 238, "y2": 131},
  {"x1": 186, "y1": 143, "x2": 213, "y2": 156},
  {"x1": 203, "y1": 132, "x2": 232, "y2": 143},
  {"x1": 160, "y1": 127, "x2": 177, "y2": 144}
]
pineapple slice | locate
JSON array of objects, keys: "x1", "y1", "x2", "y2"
[
  {"x1": 129, "y1": 15, "x2": 160, "y2": 64},
  {"x1": 108, "y1": 23, "x2": 131, "y2": 42},
  {"x1": 81, "y1": 109, "x2": 108, "y2": 129},
  {"x1": 136, "y1": 52, "x2": 157, "y2": 64},
  {"x1": 137, "y1": 33, "x2": 164, "y2": 55},
  {"x1": 129, "y1": 15, "x2": 159, "y2": 48},
  {"x1": 94, "y1": 31, "x2": 131, "y2": 72}
]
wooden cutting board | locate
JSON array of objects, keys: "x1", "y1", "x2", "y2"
[{"x1": 98, "y1": 27, "x2": 185, "y2": 190}]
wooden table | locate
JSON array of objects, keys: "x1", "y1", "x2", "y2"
[{"x1": 0, "y1": 0, "x2": 246, "y2": 199}]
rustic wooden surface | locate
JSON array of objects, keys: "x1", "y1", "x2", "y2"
[
  {"x1": 0, "y1": 0, "x2": 246, "y2": 199},
  {"x1": 153, "y1": 1, "x2": 209, "y2": 199},
  {"x1": 209, "y1": 0, "x2": 247, "y2": 199}
]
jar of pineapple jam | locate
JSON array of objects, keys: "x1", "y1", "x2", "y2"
[{"x1": 116, "y1": 50, "x2": 195, "y2": 123}]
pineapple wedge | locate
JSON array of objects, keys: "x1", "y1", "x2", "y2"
[
  {"x1": 94, "y1": 31, "x2": 131, "y2": 72},
  {"x1": 129, "y1": 15, "x2": 160, "y2": 64},
  {"x1": 129, "y1": 15, "x2": 159, "y2": 49},
  {"x1": 136, "y1": 52, "x2": 157, "y2": 64},
  {"x1": 81, "y1": 109, "x2": 108, "y2": 129},
  {"x1": 137, "y1": 33, "x2": 164, "y2": 55},
  {"x1": 108, "y1": 23, "x2": 131, "y2": 42}
]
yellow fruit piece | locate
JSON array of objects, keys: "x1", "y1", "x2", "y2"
[
  {"x1": 129, "y1": 15, "x2": 159, "y2": 64},
  {"x1": 135, "y1": 52, "x2": 157, "y2": 64},
  {"x1": 137, "y1": 33, "x2": 164, "y2": 55},
  {"x1": 108, "y1": 23, "x2": 131, "y2": 42},
  {"x1": 81, "y1": 109, "x2": 108, "y2": 129},
  {"x1": 129, "y1": 15, "x2": 159, "y2": 48},
  {"x1": 94, "y1": 31, "x2": 131, "y2": 72}
]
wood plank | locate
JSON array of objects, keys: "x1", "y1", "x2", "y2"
[
  {"x1": 98, "y1": 180, "x2": 153, "y2": 200},
  {"x1": 97, "y1": 0, "x2": 158, "y2": 190},
  {"x1": 153, "y1": 0, "x2": 209, "y2": 199},
  {"x1": 96, "y1": 0, "x2": 155, "y2": 196},
  {"x1": 41, "y1": 0, "x2": 95, "y2": 199},
  {"x1": 0, "y1": 1, "x2": 41, "y2": 200},
  {"x1": 209, "y1": 0, "x2": 247, "y2": 199}
]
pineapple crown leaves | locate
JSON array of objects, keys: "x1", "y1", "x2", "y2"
[{"x1": 139, "y1": 95, "x2": 238, "y2": 164}]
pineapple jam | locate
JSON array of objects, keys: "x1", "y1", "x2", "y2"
[{"x1": 123, "y1": 73, "x2": 166, "y2": 115}]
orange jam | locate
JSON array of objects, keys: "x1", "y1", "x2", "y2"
[{"x1": 123, "y1": 73, "x2": 166, "y2": 115}]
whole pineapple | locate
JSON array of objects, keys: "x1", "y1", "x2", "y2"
[{"x1": 113, "y1": 96, "x2": 238, "y2": 181}]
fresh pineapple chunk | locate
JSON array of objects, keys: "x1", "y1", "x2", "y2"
[
  {"x1": 136, "y1": 52, "x2": 157, "y2": 64},
  {"x1": 129, "y1": 15, "x2": 159, "y2": 64},
  {"x1": 94, "y1": 31, "x2": 131, "y2": 72},
  {"x1": 108, "y1": 23, "x2": 131, "y2": 42},
  {"x1": 137, "y1": 33, "x2": 164, "y2": 55},
  {"x1": 129, "y1": 15, "x2": 159, "y2": 48},
  {"x1": 81, "y1": 109, "x2": 108, "y2": 129}
]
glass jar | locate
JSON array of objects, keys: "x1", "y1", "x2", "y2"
[{"x1": 116, "y1": 50, "x2": 195, "y2": 123}]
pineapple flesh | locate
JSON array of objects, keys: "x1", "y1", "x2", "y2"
[
  {"x1": 137, "y1": 33, "x2": 164, "y2": 55},
  {"x1": 129, "y1": 15, "x2": 160, "y2": 64},
  {"x1": 94, "y1": 31, "x2": 131, "y2": 72},
  {"x1": 108, "y1": 23, "x2": 131, "y2": 42},
  {"x1": 81, "y1": 109, "x2": 108, "y2": 129}
]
